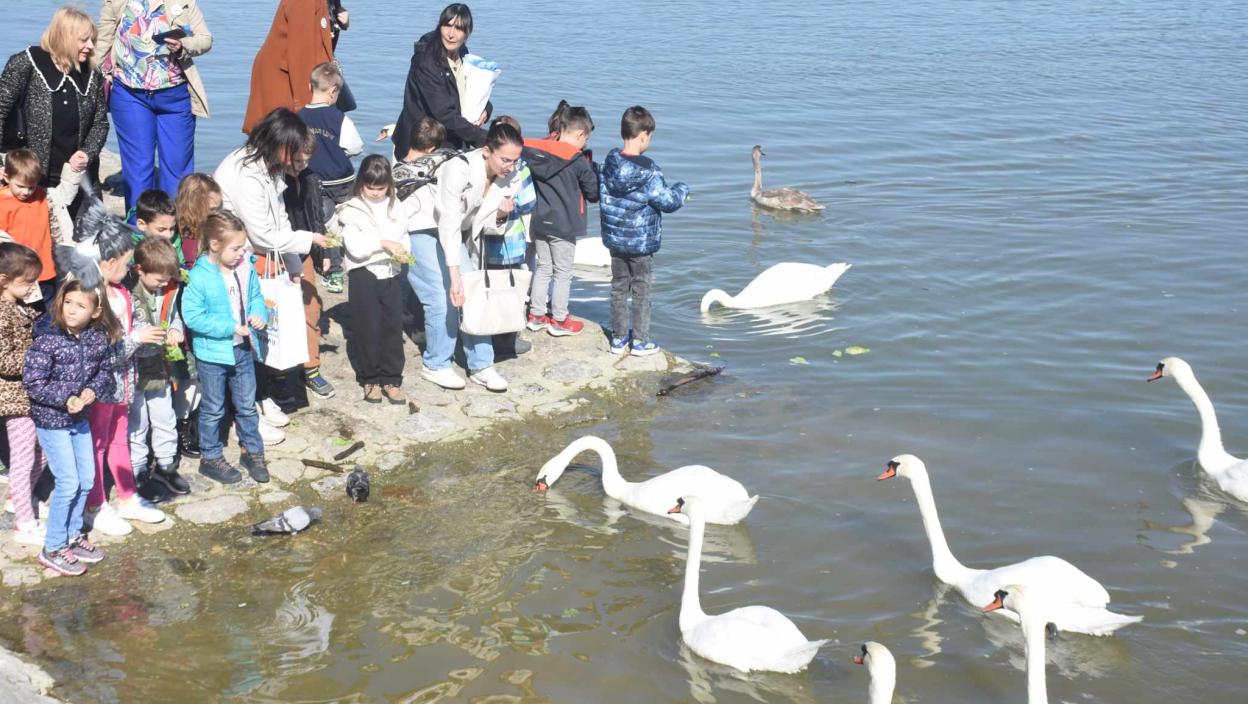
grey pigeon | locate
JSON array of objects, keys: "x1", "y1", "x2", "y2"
[
  {"x1": 250, "y1": 506, "x2": 323, "y2": 535},
  {"x1": 346, "y1": 466, "x2": 370, "y2": 502}
]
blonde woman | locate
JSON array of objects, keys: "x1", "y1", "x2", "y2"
[{"x1": 0, "y1": 6, "x2": 109, "y2": 187}]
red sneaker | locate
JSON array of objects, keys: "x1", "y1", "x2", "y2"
[
  {"x1": 526, "y1": 314, "x2": 551, "y2": 332},
  {"x1": 547, "y1": 315, "x2": 585, "y2": 337}
]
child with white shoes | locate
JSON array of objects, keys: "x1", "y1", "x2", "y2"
[{"x1": 0, "y1": 243, "x2": 47, "y2": 546}]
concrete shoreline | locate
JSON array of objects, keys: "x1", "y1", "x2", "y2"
[{"x1": 0, "y1": 150, "x2": 696, "y2": 700}]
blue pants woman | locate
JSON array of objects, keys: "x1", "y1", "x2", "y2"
[{"x1": 110, "y1": 82, "x2": 195, "y2": 219}]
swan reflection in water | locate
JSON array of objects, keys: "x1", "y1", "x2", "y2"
[
  {"x1": 676, "y1": 640, "x2": 822, "y2": 704},
  {"x1": 700, "y1": 297, "x2": 845, "y2": 342}
]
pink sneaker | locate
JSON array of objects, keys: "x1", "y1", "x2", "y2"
[{"x1": 547, "y1": 316, "x2": 585, "y2": 337}]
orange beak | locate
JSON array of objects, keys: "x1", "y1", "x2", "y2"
[
  {"x1": 667, "y1": 503, "x2": 683, "y2": 515},
  {"x1": 533, "y1": 479, "x2": 548, "y2": 493},
  {"x1": 852, "y1": 655, "x2": 864, "y2": 665},
  {"x1": 877, "y1": 466, "x2": 897, "y2": 481},
  {"x1": 1147, "y1": 369, "x2": 1163, "y2": 382},
  {"x1": 982, "y1": 595, "x2": 1005, "y2": 613}
]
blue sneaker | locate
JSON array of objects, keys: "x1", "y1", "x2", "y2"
[
  {"x1": 609, "y1": 335, "x2": 631, "y2": 355},
  {"x1": 305, "y1": 369, "x2": 336, "y2": 399},
  {"x1": 630, "y1": 339, "x2": 661, "y2": 357}
]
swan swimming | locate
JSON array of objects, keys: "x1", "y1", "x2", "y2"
[
  {"x1": 853, "y1": 641, "x2": 897, "y2": 704},
  {"x1": 669, "y1": 496, "x2": 828, "y2": 673},
  {"x1": 1149, "y1": 357, "x2": 1248, "y2": 502},
  {"x1": 983, "y1": 585, "x2": 1057, "y2": 704},
  {"x1": 751, "y1": 145, "x2": 825, "y2": 213},
  {"x1": 700, "y1": 262, "x2": 850, "y2": 312},
  {"x1": 879, "y1": 454, "x2": 1141, "y2": 635},
  {"x1": 534, "y1": 436, "x2": 758, "y2": 525}
]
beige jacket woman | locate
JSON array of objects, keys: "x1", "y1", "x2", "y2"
[
  {"x1": 436, "y1": 148, "x2": 531, "y2": 269},
  {"x1": 96, "y1": 0, "x2": 213, "y2": 118}
]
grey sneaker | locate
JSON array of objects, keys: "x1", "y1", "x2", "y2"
[
  {"x1": 240, "y1": 452, "x2": 270, "y2": 483},
  {"x1": 69, "y1": 534, "x2": 104, "y2": 564},
  {"x1": 39, "y1": 547, "x2": 87, "y2": 576},
  {"x1": 199, "y1": 457, "x2": 242, "y2": 484}
]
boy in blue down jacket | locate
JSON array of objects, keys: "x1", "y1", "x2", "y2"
[{"x1": 598, "y1": 106, "x2": 689, "y2": 357}]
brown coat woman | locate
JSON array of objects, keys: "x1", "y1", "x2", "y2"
[{"x1": 241, "y1": 0, "x2": 333, "y2": 134}]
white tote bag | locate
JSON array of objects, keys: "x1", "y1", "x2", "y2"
[
  {"x1": 459, "y1": 237, "x2": 530, "y2": 336},
  {"x1": 460, "y1": 54, "x2": 501, "y2": 123},
  {"x1": 258, "y1": 254, "x2": 309, "y2": 370}
]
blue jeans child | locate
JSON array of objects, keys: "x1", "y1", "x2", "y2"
[
  {"x1": 38, "y1": 421, "x2": 96, "y2": 551},
  {"x1": 406, "y1": 231, "x2": 494, "y2": 373},
  {"x1": 197, "y1": 345, "x2": 265, "y2": 459}
]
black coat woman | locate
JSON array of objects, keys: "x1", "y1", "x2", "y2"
[{"x1": 391, "y1": 3, "x2": 491, "y2": 158}]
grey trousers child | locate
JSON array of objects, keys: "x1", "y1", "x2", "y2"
[
  {"x1": 528, "y1": 235, "x2": 576, "y2": 321},
  {"x1": 129, "y1": 386, "x2": 179, "y2": 474},
  {"x1": 609, "y1": 253, "x2": 654, "y2": 341}
]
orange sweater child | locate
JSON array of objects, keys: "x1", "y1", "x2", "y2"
[{"x1": 0, "y1": 150, "x2": 86, "y2": 283}]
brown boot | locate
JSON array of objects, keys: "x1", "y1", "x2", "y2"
[
  {"x1": 363, "y1": 384, "x2": 382, "y2": 404},
  {"x1": 381, "y1": 384, "x2": 406, "y2": 405}
]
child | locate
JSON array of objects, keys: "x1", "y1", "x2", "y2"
[
  {"x1": 181, "y1": 210, "x2": 270, "y2": 485},
  {"x1": 22, "y1": 280, "x2": 114, "y2": 576},
  {"x1": 523, "y1": 102, "x2": 599, "y2": 336},
  {"x1": 0, "y1": 148, "x2": 87, "y2": 303},
  {"x1": 335, "y1": 155, "x2": 410, "y2": 404},
  {"x1": 299, "y1": 61, "x2": 364, "y2": 294},
  {"x1": 130, "y1": 190, "x2": 187, "y2": 269},
  {"x1": 128, "y1": 238, "x2": 191, "y2": 496},
  {"x1": 174, "y1": 173, "x2": 224, "y2": 265},
  {"x1": 0, "y1": 243, "x2": 46, "y2": 546},
  {"x1": 599, "y1": 106, "x2": 690, "y2": 357},
  {"x1": 86, "y1": 219, "x2": 169, "y2": 536}
]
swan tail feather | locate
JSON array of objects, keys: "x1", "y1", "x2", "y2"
[
  {"x1": 718, "y1": 495, "x2": 759, "y2": 525},
  {"x1": 774, "y1": 639, "x2": 830, "y2": 673},
  {"x1": 824, "y1": 262, "x2": 851, "y2": 287},
  {"x1": 1059, "y1": 607, "x2": 1143, "y2": 636}
]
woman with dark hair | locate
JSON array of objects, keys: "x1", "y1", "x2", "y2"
[
  {"x1": 97, "y1": 0, "x2": 212, "y2": 217},
  {"x1": 0, "y1": 7, "x2": 109, "y2": 187},
  {"x1": 241, "y1": 0, "x2": 334, "y2": 134},
  {"x1": 407, "y1": 120, "x2": 523, "y2": 393},
  {"x1": 213, "y1": 108, "x2": 335, "y2": 418},
  {"x1": 391, "y1": 4, "x2": 490, "y2": 158}
]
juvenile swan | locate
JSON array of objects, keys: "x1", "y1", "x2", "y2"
[
  {"x1": 853, "y1": 641, "x2": 897, "y2": 704},
  {"x1": 1149, "y1": 357, "x2": 1248, "y2": 502},
  {"x1": 700, "y1": 262, "x2": 850, "y2": 312},
  {"x1": 983, "y1": 585, "x2": 1054, "y2": 704},
  {"x1": 751, "y1": 145, "x2": 825, "y2": 213},
  {"x1": 879, "y1": 455, "x2": 1141, "y2": 635},
  {"x1": 670, "y1": 496, "x2": 828, "y2": 672},
  {"x1": 534, "y1": 436, "x2": 758, "y2": 525}
]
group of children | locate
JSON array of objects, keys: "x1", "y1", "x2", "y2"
[{"x1": 0, "y1": 57, "x2": 689, "y2": 578}]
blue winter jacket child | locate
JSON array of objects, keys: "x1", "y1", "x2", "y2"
[
  {"x1": 181, "y1": 256, "x2": 269, "y2": 366},
  {"x1": 598, "y1": 149, "x2": 689, "y2": 256}
]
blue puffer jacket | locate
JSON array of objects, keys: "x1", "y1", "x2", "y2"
[
  {"x1": 182, "y1": 256, "x2": 268, "y2": 366},
  {"x1": 22, "y1": 317, "x2": 114, "y2": 429},
  {"x1": 598, "y1": 149, "x2": 689, "y2": 256}
]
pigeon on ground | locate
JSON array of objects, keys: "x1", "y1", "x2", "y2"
[
  {"x1": 346, "y1": 466, "x2": 371, "y2": 503},
  {"x1": 250, "y1": 506, "x2": 323, "y2": 535}
]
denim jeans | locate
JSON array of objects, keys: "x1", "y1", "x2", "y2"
[
  {"x1": 610, "y1": 253, "x2": 655, "y2": 341},
  {"x1": 38, "y1": 421, "x2": 95, "y2": 551},
  {"x1": 197, "y1": 345, "x2": 264, "y2": 459},
  {"x1": 406, "y1": 231, "x2": 494, "y2": 372}
]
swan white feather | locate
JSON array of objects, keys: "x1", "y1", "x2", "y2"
[
  {"x1": 534, "y1": 436, "x2": 758, "y2": 525},
  {"x1": 573, "y1": 237, "x2": 611, "y2": 267},
  {"x1": 853, "y1": 641, "x2": 897, "y2": 704},
  {"x1": 1150, "y1": 357, "x2": 1248, "y2": 502},
  {"x1": 983, "y1": 585, "x2": 1055, "y2": 704},
  {"x1": 700, "y1": 262, "x2": 850, "y2": 312}
]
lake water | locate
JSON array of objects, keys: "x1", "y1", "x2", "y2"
[{"x1": 3, "y1": 1, "x2": 1248, "y2": 702}]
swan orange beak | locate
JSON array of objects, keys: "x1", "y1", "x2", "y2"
[
  {"x1": 982, "y1": 595, "x2": 1005, "y2": 613},
  {"x1": 667, "y1": 502, "x2": 683, "y2": 515},
  {"x1": 1147, "y1": 367, "x2": 1164, "y2": 382},
  {"x1": 878, "y1": 461, "x2": 898, "y2": 481},
  {"x1": 533, "y1": 478, "x2": 548, "y2": 493},
  {"x1": 852, "y1": 655, "x2": 865, "y2": 665}
]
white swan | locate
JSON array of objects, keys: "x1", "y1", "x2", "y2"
[
  {"x1": 880, "y1": 455, "x2": 1141, "y2": 635},
  {"x1": 700, "y1": 262, "x2": 851, "y2": 312},
  {"x1": 1149, "y1": 357, "x2": 1248, "y2": 502},
  {"x1": 751, "y1": 145, "x2": 825, "y2": 213},
  {"x1": 534, "y1": 436, "x2": 758, "y2": 525},
  {"x1": 670, "y1": 495, "x2": 828, "y2": 673},
  {"x1": 982, "y1": 585, "x2": 1053, "y2": 704},
  {"x1": 573, "y1": 237, "x2": 611, "y2": 267},
  {"x1": 853, "y1": 641, "x2": 896, "y2": 704}
]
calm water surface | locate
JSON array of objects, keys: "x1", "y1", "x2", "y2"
[{"x1": 3, "y1": 1, "x2": 1247, "y2": 701}]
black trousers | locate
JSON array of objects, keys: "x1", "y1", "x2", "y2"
[{"x1": 347, "y1": 268, "x2": 405, "y2": 386}]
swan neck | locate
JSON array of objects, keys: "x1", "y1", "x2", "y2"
[
  {"x1": 581, "y1": 438, "x2": 628, "y2": 498},
  {"x1": 868, "y1": 668, "x2": 895, "y2": 704},
  {"x1": 680, "y1": 515, "x2": 707, "y2": 631},
  {"x1": 751, "y1": 156, "x2": 762, "y2": 197},
  {"x1": 907, "y1": 471, "x2": 972, "y2": 585},
  {"x1": 1175, "y1": 369, "x2": 1234, "y2": 471},
  {"x1": 700, "y1": 289, "x2": 731, "y2": 312},
  {"x1": 1022, "y1": 617, "x2": 1049, "y2": 704}
]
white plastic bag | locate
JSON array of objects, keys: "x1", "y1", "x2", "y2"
[
  {"x1": 460, "y1": 54, "x2": 501, "y2": 123},
  {"x1": 258, "y1": 256, "x2": 309, "y2": 370}
]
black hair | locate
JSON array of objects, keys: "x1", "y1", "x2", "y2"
[
  {"x1": 484, "y1": 121, "x2": 523, "y2": 151},
  {"x1": 548, "y1": 101, "x2": 594, "y2": 137},
  {"x1": 136, "y1": 189, "x2": 176, "y2": 223},
  {"x1": 621, "y1": 105, "x2": 656, "y2": 140},
  {"x1": 353, "y1": 154, "x2": 397, "y2": 209},
  {"x1": 424, "y1": 4, "x2": 473, "y2": 61},
  {"x1": 243, "y1": 108, "x2": 314, "y2": 176}
]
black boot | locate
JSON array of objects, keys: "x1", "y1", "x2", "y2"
[
  {"x1": 153, "y1": 460, "x2": 191, "y2": 495},
  {"x1": 137, "y1": 472, "x2": 175, "y2": 504},
  {"x1": 178, "y1": 412, "x2": 201, "y2": 459}
]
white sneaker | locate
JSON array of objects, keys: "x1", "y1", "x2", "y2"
[
  {"x1": 117, "y1": 496, "x2": 167, "y2": 524},
  {"x1": 87, "y1": 502, "x2": 133, "y2": 536},
  {"x1": 421, "y1": 365, "x2": 467, "y2": 390},
  {"x1": 469, "y1": 367, "x2": 509, "y2": 392},
  {"x1": 258, "y1": 399, "x2": 290, "y2": 427},
  {"x1": 258, "y1": 420, "x2": 286, "y2": 446},
  {"x1": 13, "y1": 520, "x2": 45, "y2": 546},
  {"x1": 3, "y1": 498, "x2": 13, "y2": 513}
]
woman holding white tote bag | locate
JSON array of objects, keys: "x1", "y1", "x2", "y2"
[{"x1": 426, "y1": 120, "x2": 525, "y2": 393}]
